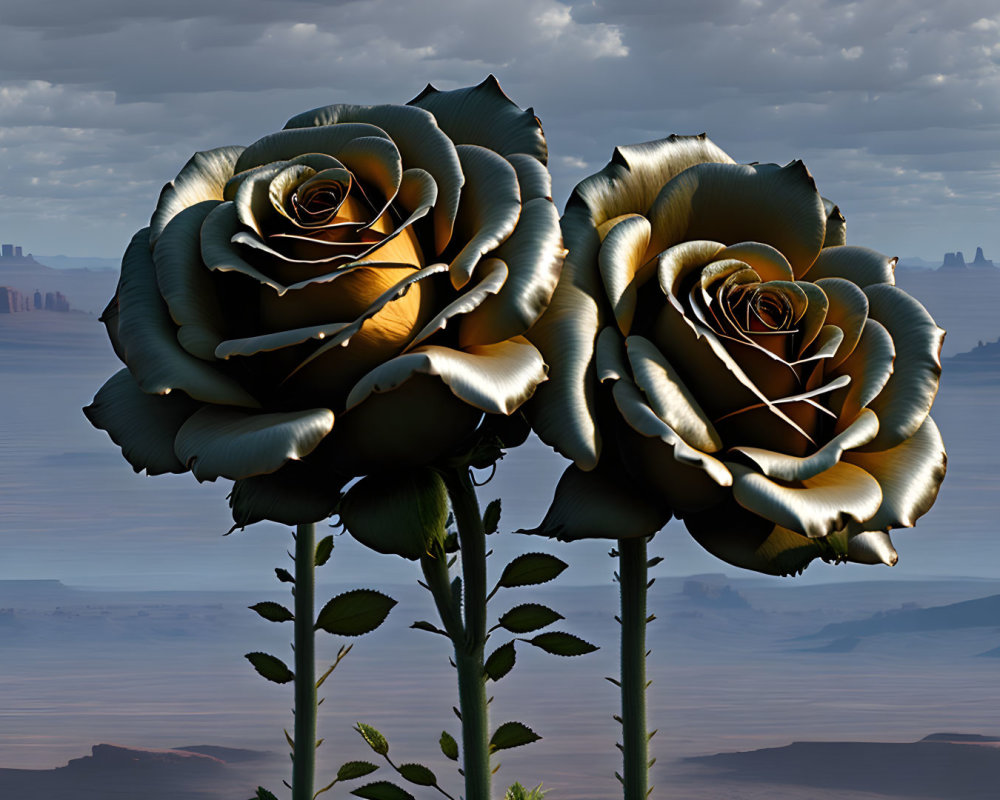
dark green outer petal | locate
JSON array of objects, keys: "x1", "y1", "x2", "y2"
[
  {"x1": 83, "y1": 368, "x2": 199, "y2": 476},
  {"x1": 175, "y1": 406, "x2": 335, "y2": 482},
  {"x1": 150, "y1": 145, "x2": 244, "y2": 246},
  {"x1": 408, "y1": 75, "x2": 548, "y2": 164},
  {"x1": 229, "y1": 461, "x2": 346, "y2": 529},
  {"x1": 152, "y1": 200, "x2": 226, "y2": 361},
  {"x1": 520, "y1": 461, "x2": 671, "y2": 541},
  {"x1": 116, "y1": 228, "x2": 260, "y2": 408}
]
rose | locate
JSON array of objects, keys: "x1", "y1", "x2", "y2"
[
  {"x1": 84, "y1": 77, "x2": 563, "y2": 529},
  {"x1": 527, "y1": 135, "x2": 946, "y2": 576}
]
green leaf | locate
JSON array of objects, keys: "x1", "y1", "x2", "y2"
[
  {"x1": 337, "y1": 761, "x2": 380, "y2": 781},
  {"x1": 316, "y1": 590, "x2": 397, "y2": 636},
  {"x1": 275, "y1": 567, "x2": 294, "y2": 583},
  {"x1": 315, "y1": 535, "x2": 335, "y2": 567},
  {"x1": 355, "y1": 722, "x2": 389, "y2": 756},
  {"x1": 397, "y1": 763, "x2": 437, "y2": 786},
  {"x1": 484, "y1": 642, "x2": 516, "y2": 682},
  {"x1": 249, "y1": 601, "x2": 294, "y2": 623},
  {"x1": 245, "y1": 652, "x2": 293, "y2": 684},
  {"x1": 483, "y1": 499, "x2": 502, "y2": 534},
  {"x1": 410, "y1": 620, "x2": 448, "y2": 637},
  {"x1": 439, "y1": 731, "x2": 459, "y2": 761},
  {"x1": 525, "y1": 632, "x2": 598, "y2": 657},
  {"x1": 497, "y1": 553, "x2": 568, "y2": 589},
  {"x1": 253, "y1": 788, "x2": 279, "y2": 800},
  {"x1": 490, "y1": 722, "x2": 541, "y2": 752},
  {"x1": 350, "y1": 781, "x2": 415, "y2": 800},
  {"x1": 497, "y1": 603, "x2": 564, "y2": 633}
]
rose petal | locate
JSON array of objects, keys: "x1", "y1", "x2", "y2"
[
  {"x1": 152, "y1": 200, "x2": 227, "y2": 360},
  {"x1": 729, "y1": 460, "x2": 883, "y2": 539},
  {"x1": 525, "y1": 217, "x2": 604, "y2": 469},
  {"x1": 283, "y1": 104, "x2": 463, "y2": 255},
  {"x1": 520, "y1": 461, "x2": 671, "y2": 541},
  {"x1": 843, "y1": 415, "x2": 947, "y2": 531},
  {"x1": 624, "y1": 335, "x2": 723, "y2": 453},
  {"x1": 458, "y1": 196, "x2": 563, "y2": 346},
  {"x1": 116, "y1": 228, "x2": 259, "y2": 407},
  {"x1": 683, "y1": 499, "x2": 847, "y2": 576},
  {"x1": 598, "y1": 214, "x2": 653, "y2": 335},
  {"x1": 174, "y1": 406, "x2": 335, "y2": 482},
  {"x1": 647, "y1": 161, "x2": 827, "y2": 278},
  {"x1": 234, "y1": 123, "x2": 391, "y2": 173},
  {"x1": 860, "y1": 284, "x2": 945, "y2": 451},
  {"x1": 718, "y1": 242, "x2": 795, "y2": 282},
  {"x1": 83, "y1": 368, "x2": 200, "y2": 476},
  {"x1": 507, "y1": 152, "x2": 552, "y2": 202},
  {"x1": 594, "y1": 325, "x2": 629, "y2": 383},
  {"x1": 201, "y1": 202, "x2": 287, "y2": 292},
  {"x1": 448, "y1": 144, "x2": 521, "y2": 289},
  {"x1": 846, "y1": 531, "x2": 898, "y2": 566},
  {"x1": 346, "y1": 336, "x2": 546, "y2": 416},
  {"x1": 150, "y1": 145, "x2": 244, "y2": 246},
  {"x1": 409, "y1": 75, "x2": 548, "y2": 163},
  {"x1": 822, "y1": 197, "x2": 847, "y2": 247},
  {"x1": 334, "y1": 134, "x2": 404, "y2": 219},
  {"x1": 407, "y1": 258, "x2": 508, "y2": 350},
  {"x1": 567, "y1": 134, "x2": 734, "y2": 226},
  {"x1": 229, "y1": 460, "x2": 346, "y2": 529},
  {"x1": 829, "y1": 317, "x2": 895, "y2": 430},
  {"x1": 813, "y1": 277, "x2": 869, "y2": 368},
  {"x1": 732, "y1": 408, "x2": 880, "y2": 482},
  {"x1": 612, "y1": 378, "x2": 732, "y2": 488},
  {"x1": 802, "y1": 245, "x2": 896, "y2": 287}
]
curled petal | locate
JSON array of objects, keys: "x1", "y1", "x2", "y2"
[
  {"x1": 595, "y1": 325, "x2": 628, "y2": 384},
  {"x1": 201, "y1": 202, "x2": 287, "y2": 293},
  {"x1": 717, "y1": 241, "x2": 794, "y2": 282},
  {"x1": 234, "y1": 123, "x2": 390, "y2": 173},
  {"x1": 829, "y1": 317, "x2": 895, "y2": 430},
  {"x1": 684, "y1": 499, "x2": 846, "y2": 576},
  {"x1": 283, "y1": 104, "x2": 463, "y2": 255},
  {"x1": 844, "y1": 415, "x2": 947, "y2": 532},
  {"x1": 459, "y1": 196, "x2": 563, "y2": 346},
  {"x1": 152, "y1": 200, "x2": 226, "y2": 360},
  {"x1": 861, "y1": 284, "x2": 945, "y2": 451},
  {"x1": 647, "y1": 161, "x2": 827, "y2": 277},
  {"x1": 117, "y1": 228, "x2": 259, "y2": 407},
  {"x1": 612, "y1": 378, "x2": 732, "y2": 488},
  {"x1": 174, "y1": 406, "x2": 335, "y2": 482},
  {"x1": 846, "y1": 530, "x2": 898, "y2": 566},
  {"x1": 335, "y1": 134, "x2": 404, "y2": 215},
  {"x1": 802, "y1": 245, "x2": 896, "y2": 287},
  {"x1": 150, "y1": 146, "x2": 244, "y2": 246},
  {"x1": 408, "y1": 258, "x2": 508, "y2": 350},
  {"x1": 507, "y1": 153, "x2": 552, "y2": 202},
  {"x1": 813, "y1": 277, "x2": 869, "y2": 368},
  {"x1": 448, "y1": 144, "x2": 521, "y2": 289},
  {"x1": 625, "y1": 335, "x2": 722, "y2": 453},
  {"x1": 346, "y1": 337, "x2": 546, "y2": 416},
  {"x1": 525, "y1": 229, "x2": 604, "y2": 469},
  {"x1": 732, "y1": 408, "x2": 880, "y2": 482},
  {"x1": 409, "y1": 75, "x2": 548, "y2": 163},
  {"x1": 567, "y1": 134, "x2": 734, "y2": 226},
  {"x1": 822, "y1": 197, "x2": 847, "y2": 247},
  {"x1": 657, "y1": 239, "x2": 727, "y2": 297},
  {"x1": 83, "y1": 369, "x2": 199, "y2": 476},
  {"x1": 229, "y1": 461, "x2": 346, "y2": 529},
  {"x1": 599, "y1": 214, "x2": 653, "y2": 335},
  {"x1": 521, "y1": 462, "x2": 671, "y2": 541},
  {"x1": 729, "y1": 460, "x2": 883, "y2": 539}
]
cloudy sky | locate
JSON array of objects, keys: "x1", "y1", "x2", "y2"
[{"x1": 1, "y1": 0, "x2": 998, "y2": 263}]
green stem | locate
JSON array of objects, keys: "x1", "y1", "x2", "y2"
[
  {"x1": 619, "y1": 536, "x2": 648, "y2": 800},
  {"x1": 441, "y1": 467, "x2": 491, "y2": 800},
  {"x1": 293, "y1": 522, "x2": 316, "y2": 800}
]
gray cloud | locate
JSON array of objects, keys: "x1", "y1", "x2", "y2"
[{"x1": 0, "y1": 0, "x2": 997, "y2": 261}]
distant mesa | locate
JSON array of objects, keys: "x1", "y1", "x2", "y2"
[
  {"x1": 940, "y1": 246, "x2": 995, "y2": 270},
  {"x1": 1, "y1": 240, "x2": 72, "y2": 313}
]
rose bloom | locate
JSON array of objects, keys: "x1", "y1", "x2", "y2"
[
  {"x1": 85, "y1": 77, "x2": 563, "y2": 528},
  {"x1": 527, "y1": 135, "x2": 946, "y2": 576}
]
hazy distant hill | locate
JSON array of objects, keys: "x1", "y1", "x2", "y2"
[
  {"x1": 689, "y1": 736, "x2": 1000, "y2": 799},
  {"x1": 0, "y1": 257, "x2": 118, "y2": 315},
  {"x1": 33, "y1": 255, "x2": 120, "y2": 271},
  {"x1": 803, "y1": 594, "x2": 1000, "y2": 640}
]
